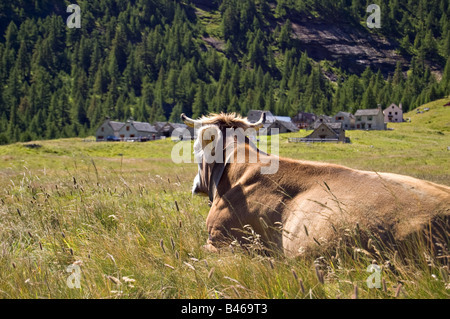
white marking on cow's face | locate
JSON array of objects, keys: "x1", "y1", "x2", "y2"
[
  {"x1": 191, "y1": 125, "x2": 222, "y2": 196},
  {"x1": 192, "y1": 130, "x2": 204, "y2": 195},
  {"x1": 192, "y1": 169, "x2": 201, "y2": 195}
]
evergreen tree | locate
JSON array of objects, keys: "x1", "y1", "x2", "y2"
[
  {"x1": 441, "y1": 57, "x2": 450, "y2": 96},
  {"x1": 192, "y1": 84, "x2": 207, "y2": 119},
  {"x1": 0, "y1": 0, "x2": 447, "y2": 144}
]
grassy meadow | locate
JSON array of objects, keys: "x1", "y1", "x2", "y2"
[{"x1": 0, "y1": 98, "x2": 449, "y2": 299}]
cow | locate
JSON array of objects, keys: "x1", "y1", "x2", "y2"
[{"x1": 181, "y1": 112, "x2": 450, "y2": 258}]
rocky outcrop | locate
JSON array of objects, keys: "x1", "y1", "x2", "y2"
[
  {"x1": 288, "y1": 19, "x2": 406, "y2": 75},
  {"x1": 192, "y1": 1, "x2": 409, "y2": 76}
]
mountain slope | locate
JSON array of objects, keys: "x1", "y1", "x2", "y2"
[{"x1": 0, "y1": 0, "x2": 448, "y2": 145}]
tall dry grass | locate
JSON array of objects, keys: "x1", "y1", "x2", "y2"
[{"x1": 0, "y1": 152, "x2": 448, "y2": 299}]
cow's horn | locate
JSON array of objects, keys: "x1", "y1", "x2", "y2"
[
  {"x1": 181, "y1": 113, "x2": 201, "y2": 128},
  {"x1": 247, "y1": 112, "x2": 266, "y2": 130}
]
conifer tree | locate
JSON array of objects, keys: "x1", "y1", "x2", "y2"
[{"x1": 192, "y1": 83, "x2": 207, "y2": 119}]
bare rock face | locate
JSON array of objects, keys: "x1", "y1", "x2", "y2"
[
  {"x1": 191, "y1": 0, "x2": 410, "y2": 76},
  {"x1": 289, "y1": 19, "x2": 406, "y2": 75}
]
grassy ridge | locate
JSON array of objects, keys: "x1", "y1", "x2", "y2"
[{"x1": 0, "y1": 98, "x2": 449, "y2": 299}]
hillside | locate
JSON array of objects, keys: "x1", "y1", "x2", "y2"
[
  {"x1": 0, "y1": 0, "x2": 449, "y2": 145},
  {"x1": 195, "y1": 1, "x2": 406, "y2": 76},
  {"x1": 403, "y1": 97, "x2": 450, "y2": 132}
]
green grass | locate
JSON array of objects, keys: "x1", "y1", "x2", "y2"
[
  {"x1": 0, "y1": 98, "x2": 449, "y2": 299},
  {"x1": 196, "y1": 7, "x2": 223, "y2": 39}
]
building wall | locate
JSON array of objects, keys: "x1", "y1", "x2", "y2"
[
  {"x1": 308, "y1": 124, "x2": 338, "y2": 140},
  {"x1": 338, "y1": 130, "x2": 346, "y2": 142},
  {"x1": 334, "y1": 114, "x2": 355, "y2": 130},
  {"x1": 120, "y1": 124, "x2": 157, "y2": 140},
  {"x1": 355, "y1": 112, "x2": 385, "y2": 130},
  {"x1": 373, "y1": 112, "x2": 386, "y2": 130},
  {"x1": 96, "y1": 122, "x2": 116, "y2": 141},
  {"x1": 292, "y1": 112, "x2": 316, "y2": 129},
  {"x1": 384, "y1": 104, "x2": 403, "y2": 123},
  {"x1": 119, "y1": 124, "x2": 138, "y2": 140}
]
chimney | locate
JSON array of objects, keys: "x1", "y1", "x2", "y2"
[{"x1": 399, "y1": 103, "x2": 402, "y2": 109}]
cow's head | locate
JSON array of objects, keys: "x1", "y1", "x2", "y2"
[{"x1": 181, "y1": 112, "x2": 265, "y2": 199}]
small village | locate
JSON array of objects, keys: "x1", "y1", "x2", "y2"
[{"x1": 96, "y1": 103, "x2": 405, "y2": 144}]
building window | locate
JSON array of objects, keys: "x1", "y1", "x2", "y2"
[
  {"x1": 126, "y1": 126, "x2": 130, "y2": 131},
  {"x1": 389, "y1": 112, "x2": 392, "y2": 115},
  {"x1": 368, "y1": 117, "x2": 372, "y2": 121},
  {"x1": 395, "y1": 112, "x2": 398, "y2": 115},
  {"x1": 101, "y1": 127, "x2": 104, "y2": 132},
  {"x1": 368, "y1": 124, "x2": 372, "y2": 129}
]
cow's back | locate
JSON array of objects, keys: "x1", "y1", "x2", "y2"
[{"x1": 276, "y1": 159, "x2": 450, "y2": 257}]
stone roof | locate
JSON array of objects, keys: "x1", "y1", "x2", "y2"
[
  {"x1": 154, "y1": 122, "x2": 168, "y2": 130},
  {"x1": 335, "y1": 111, "x2": 355, "y2": 118},
  {"x1": 314, "y1": 122, "x2": 343, "y2": 133},
  {"x1": 132, "y1": 121, "x2": 158, "y2": 133},
  {"x1": 317, "y1": 115, "x2": 333, "y2": 122},
  {"x1": 292, "y1": 112, "x2": 316, "y2": 122},
  {"x1": 326, "y1": 122, "x2": 343, "y2": 133},
  {"x1": 355, "y1": 108, "x2": 381, "y2": 116},
  {"x1": 155, "y1": 122, "x2": 189, "y2": 133},
  {"x1": 109, "y1": 121, "x2": 125, "y2": 132},
  {"x1": 247, "y1": 110, "x2": 276, "y2": 123},
  {"x1": 277, "y1": 120, "x2": 299, "y2": 132},
  {"x1": 306, "y1": 122, "x2": 343, "y2": 140}
]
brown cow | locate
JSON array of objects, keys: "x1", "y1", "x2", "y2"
[{"x1": 181, "y1": 113, "x2": 450, "y2": 258}]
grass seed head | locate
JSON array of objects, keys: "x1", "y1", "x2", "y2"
[
  {"x1": 315, "y1": 265, "x2": 324, "y2": 284},
  {"x1": 394, "y1": 283, "x2": 403, "y2": 298},
  {"x1": 208, "y1": 267, "x2": 215, "y2": 279},
  {"x1": 291, "y1": 269, "x2": 298, "y2": 281},
  {"x1": 107, "y1": 275, "x2": 121, "y2": 285},
  {"x1": 160, "y1": 239, "x2": 166, "y2": 254},
  {"x1": 351, "y1": 284, "x2": 358, "y2": 299},
  {"x1": 170, "y1": 237, "x2": 175, "y2": 251},
  {"x1": 299, "y1": 279, "x2": 305, "y2": 294}
]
